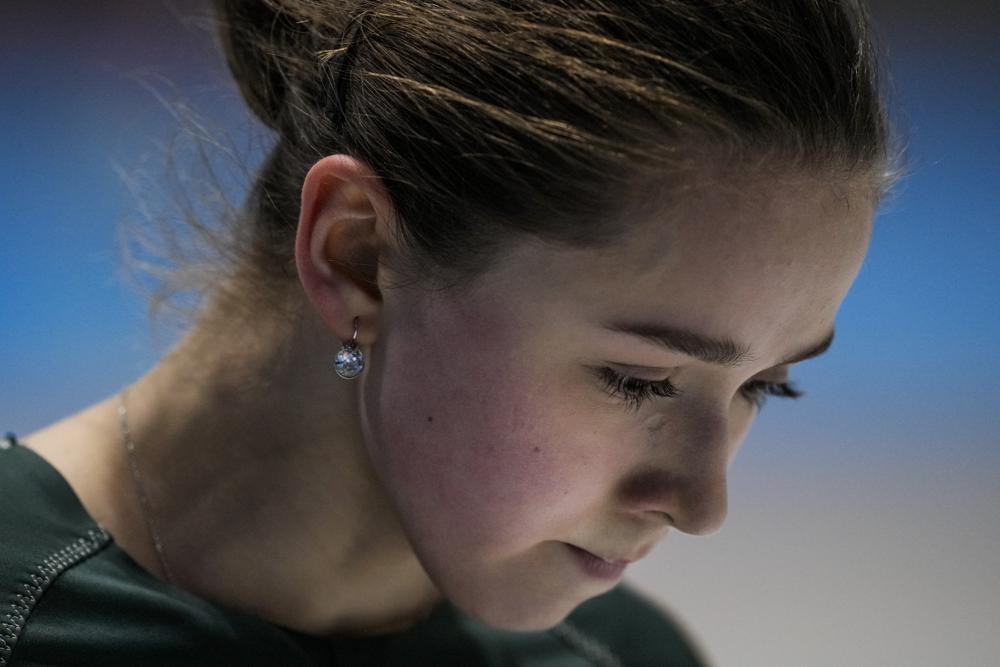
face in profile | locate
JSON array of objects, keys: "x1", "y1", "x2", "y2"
[{"x1": 357, "y1": 172, "x2": 874, "y2": 631}]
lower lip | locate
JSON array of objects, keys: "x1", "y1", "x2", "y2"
[{"x1": 565, "y1": 543, "x2": 627, "y2": 581}]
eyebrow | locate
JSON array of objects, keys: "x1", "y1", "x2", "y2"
[{"x1": 601, "y1": 320, "x2": 836, "y2": 369}]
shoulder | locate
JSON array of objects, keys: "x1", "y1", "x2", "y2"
[
  {"x1": 0, "y1": 436, "x2": 327, "y2": 666},
  {"x1": 0, "y1": 434, "x2": 106, "y2": 568},
  {"x1": 0, "y1": 436, "x2": 114, "y2": 665}
]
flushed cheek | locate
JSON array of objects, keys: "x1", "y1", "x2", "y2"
[
  {"x1": 366, "y1": 334, "x2": 611, "y2": 571},
  {"x1": 384, "y1": 366, "x2": 601, "y2": 553}
]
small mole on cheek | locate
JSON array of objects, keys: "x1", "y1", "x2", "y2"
[
  {"x1": 533, "y1": 446, "x2": 540, "y2": 453},
  {"x1": 427, "y1": 416, "x2": 433, "y2": 423}
]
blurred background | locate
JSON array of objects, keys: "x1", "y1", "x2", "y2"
[{"x1": 1, "y1": 2, "x2": 997, "y2": 665}]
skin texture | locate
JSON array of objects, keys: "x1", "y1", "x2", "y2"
[
  {"x1": 22, "y1": 154, "x2": 874, "y2": 637},
  {"x1": 347, "y1": 160, "x2": 873, "y2": 630}
]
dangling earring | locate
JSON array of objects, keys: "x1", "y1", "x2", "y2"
[{"x1": 334, "y1": 316, "x2": 366, "y2": 379}]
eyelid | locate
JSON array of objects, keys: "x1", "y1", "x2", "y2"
[{"x1": 753, "y1": 365, "x2": 793, "y2": 382}]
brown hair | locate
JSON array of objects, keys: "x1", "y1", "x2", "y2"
[{"x1": 131, "y1": 0, "x2": 900, "y2": 326}]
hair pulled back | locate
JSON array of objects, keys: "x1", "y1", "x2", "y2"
[{"x1": 205, "y1": 0, "x2": 896, "y2": 312}]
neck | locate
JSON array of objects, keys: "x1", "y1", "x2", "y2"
[{"x1": 119, "y1": 296, "x2": 442, "y2": 636}]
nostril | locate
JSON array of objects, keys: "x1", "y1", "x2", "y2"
[{"x1": 617, "y1": 466, "x2": 728, "y2": 534}]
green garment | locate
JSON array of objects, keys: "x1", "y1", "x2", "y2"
[{"x1": 0, "y1": 434, "x2": 707, "y2": 666}]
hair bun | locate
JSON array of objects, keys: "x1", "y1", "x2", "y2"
[{"x1": 216, "y1": 0, "x2": 343, "y2": 133}]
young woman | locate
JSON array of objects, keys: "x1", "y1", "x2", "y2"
[{"x1": 1, "y1": 1, "x2": 897, "y2": 664}]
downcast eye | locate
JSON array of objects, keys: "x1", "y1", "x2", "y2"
[
  {"x1": 595, "y1": 367, "x2": 680, "y2": 412},
  {"x1": 738, "y1": 379, "x2": 804, "y2": 410}
]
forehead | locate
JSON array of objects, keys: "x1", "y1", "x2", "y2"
[
  {"x1": 463, "y1": 174, "x2": 874, "y2": 366},
  {"x1": 620, "y1": 175, "x2": 870, "y2": 286}
]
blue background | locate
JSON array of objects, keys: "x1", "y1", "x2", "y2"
[{"x1": 1, "y1": 2, "x2": 997, "y2": 665}]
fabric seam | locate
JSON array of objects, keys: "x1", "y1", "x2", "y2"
[{"x1": 0, "y1": 526, "x2": 111, "y2": 666}]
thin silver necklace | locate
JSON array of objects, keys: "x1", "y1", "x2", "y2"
[{"x1": 117, "y1": 387, "x2": 176, "y2": 586}]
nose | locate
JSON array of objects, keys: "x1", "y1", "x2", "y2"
[
  {"x1": 618, "y1": 467, "x2": 729, "y2": 536},
  {"x1": 617, "y1": 410, "x2": 731, "y2": 536}
]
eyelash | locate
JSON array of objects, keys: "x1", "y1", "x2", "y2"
[{"x1": 596, "y1": 367, "x2": 805, "y2": 412}]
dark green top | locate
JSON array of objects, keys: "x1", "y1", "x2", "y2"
[{"x1": 0, "y1": 433, "x2": 708, "y2": 666}]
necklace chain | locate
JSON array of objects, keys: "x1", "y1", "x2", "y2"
[{"x1": 118, "y1": 387, "x2": 175, "y2": 585}]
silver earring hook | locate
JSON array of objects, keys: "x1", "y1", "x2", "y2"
[{"x1": 335, "y1": 316, "x2": 366, "y2": 380}]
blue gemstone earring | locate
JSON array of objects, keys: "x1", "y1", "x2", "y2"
[{"x1": 334, "y1": 317, "x2": 366, "y2": 379}]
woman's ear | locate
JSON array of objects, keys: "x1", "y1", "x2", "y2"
[{"x1": 295, "y1": 154, "x2": 391, "y2": 346}]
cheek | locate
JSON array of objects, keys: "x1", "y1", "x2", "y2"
[{"x1": 360, "y1": 304, "x2": 609, "y2": 564}]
